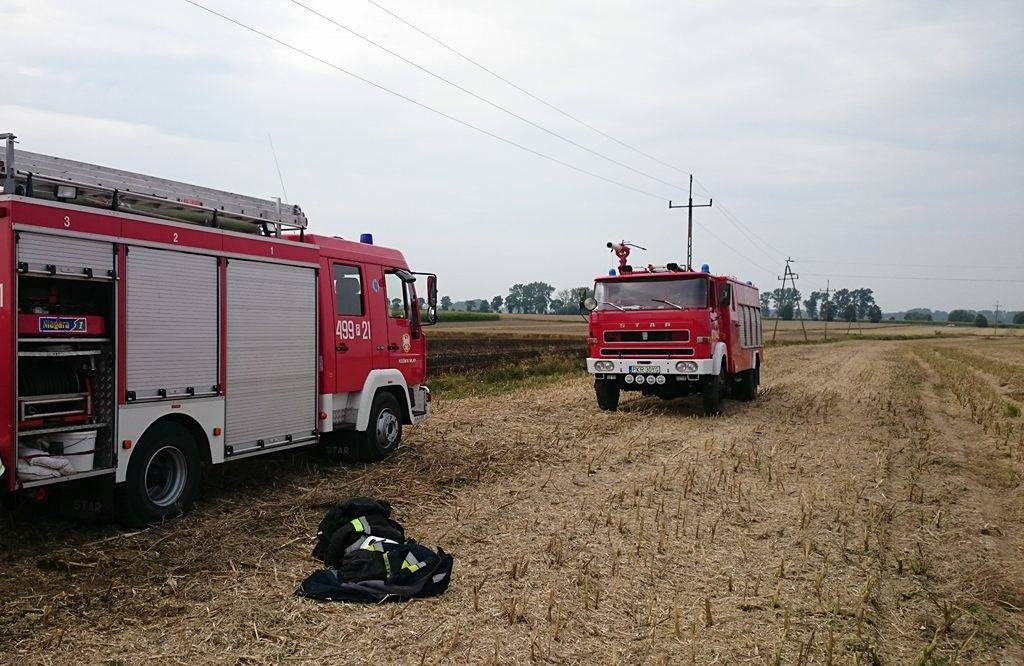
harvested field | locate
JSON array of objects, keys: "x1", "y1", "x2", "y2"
[{"x1": 2, "y1": 338, "x2": 1023, "y2": 663}]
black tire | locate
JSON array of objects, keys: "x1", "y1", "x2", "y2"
[
  {"x1": 737, "y1": 369, "x2": 758, "y2": 401},
  {"x1": 115, "y1": 420, "x2": 200, "y2": 527},
  {"x1": 356, "y1": 391, "x2": 403, "y2": 462},
  {"x1": 702, "y1": 368, "x2": 726, "y2": 416},
  {"x1": 595, "y1": 379, "x2": 620, "y2": 411}
]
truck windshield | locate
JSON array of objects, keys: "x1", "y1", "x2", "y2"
[{"x1": 594, "y1": 277, "x2": 709, "y2": 311}]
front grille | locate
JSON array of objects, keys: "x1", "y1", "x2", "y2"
[
  {"x1": 599, "y1": 348, "x2": 695, "y2": 357},
  {"x1": 603, "y1": 330, "x2": 690, "y2": 343}
]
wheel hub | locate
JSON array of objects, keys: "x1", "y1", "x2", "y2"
[
  {"x1": 145, "y1": 445, "x2": 188, "y2": 508},
  {"x1": 376, "y1": 409, "x2": 400, "y2": 448}
]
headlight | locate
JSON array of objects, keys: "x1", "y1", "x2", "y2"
[
  {"x1": 675, "y1": 361, "x2": 699, "y2": 373},
  {"x1": 595, "y1": 360, "x2": 614, "y2": 372}
]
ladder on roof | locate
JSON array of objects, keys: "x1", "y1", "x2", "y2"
[{"x1": 0, "y1": 133, "x2": 307, "y2": 237}]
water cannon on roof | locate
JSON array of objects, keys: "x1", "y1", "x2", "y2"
[{"x1": 607, "y1": 240, "x2": 646, "y2": 271}]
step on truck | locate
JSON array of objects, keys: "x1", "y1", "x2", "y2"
[
  {"x1": 0, "y1": 133, "x2": 437, "y2": 525},
  {"x1": 582, "y1": 241, "x2": 762, "y2": 415}
]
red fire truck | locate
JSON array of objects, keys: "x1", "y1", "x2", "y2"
[
  {"x1": 0, "y1": 134, "x2": 436, "y2": 525},
  {"x1": 582, "y1": 242, "x2": 762, "y2": 415}
]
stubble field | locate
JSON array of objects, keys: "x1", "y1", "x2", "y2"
[{"x1": 1, "y1": 332, "x2": 1022, "y2": 663}]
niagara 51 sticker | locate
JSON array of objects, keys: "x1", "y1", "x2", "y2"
[{"x1": 401, "y1": 332, "x2": 412, "y2": 353}]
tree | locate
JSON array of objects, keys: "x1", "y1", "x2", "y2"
[
  {"x1": 904, "y1": 309, "x2": 933, "y2": 322},
  {"x1": 769, "y1": 288, "x2": 800, "y2": 315},
  {"x1": 478, "y1": 299, "x2": 490, "y2": 312},
  {"x1": 505, "y1": 284, "x2": 526, "y2": 313},
  {"x1": 947, "y1": 309, "x2": 975, "y2": 323},
  {"x1": 759, "y1": 292, "x2": 772, "y2": 316},
  {"x1": 842, "y1": 304, "x2": 857, "y2": 322},
  {"x1": 1014, "y1": 312, "x2": 1024, "y2": 325},
  {"x1": 440, "y1": 295, "x2": 452, "y2": 311},
  {"x1": 803, "y1": 292, "x2": 822, "y2": 320},
  {"x1": 867, "y1": 304, "x2": 882, "y2": 323},
  {"x1": 821, "y1": 300, "x2": 836, "y2": 321},
  {"x1": 851, "y1": 288, "x2": 876, "y2": 320},
  {"x1": 975, "y1": 313, "x2": 988, "y2": 327},
  {"x1": 390, "y1": 297, "x2": 402, "y2": 315},
  {"x1": 779, "y1": 304, "x2": 794, "y2": 320},
  {"x1": 490, "y1": 295, "x2": 503, "y2": 313},
  {"x1": 466, "y1": 300, "x2": 475, "y2": 312}
]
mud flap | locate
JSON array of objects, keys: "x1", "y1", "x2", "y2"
[{"x1": 53, "y1": 475, "x2": 116, "y2": 522}]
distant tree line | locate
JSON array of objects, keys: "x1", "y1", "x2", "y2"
[
  {"x1": 759, "y1": 286, "x2": 883, "y2": 322},
  {"x1": 438, "y1": 282, "x2": 592, "y2": 315}
]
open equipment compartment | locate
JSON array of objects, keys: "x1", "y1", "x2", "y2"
[{"x1": 15, "y1": 233, "x2": 116, "y2": 486}]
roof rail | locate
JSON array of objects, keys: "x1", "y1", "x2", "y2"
[{"x1": 0, "y1": 133, "x2": 306, "y2": 237}]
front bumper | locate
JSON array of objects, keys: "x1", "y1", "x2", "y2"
[{"x1": 586, "y1": 357, "x2": 714, "y2": 377}]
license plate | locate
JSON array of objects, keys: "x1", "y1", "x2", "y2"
[{"x1": 629, "y1": 366, "x2": 660, "y2": 374}]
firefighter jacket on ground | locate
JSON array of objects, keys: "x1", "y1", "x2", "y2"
[{"x1": 298, "y1": 497, "x2": 453, "y2": 603}]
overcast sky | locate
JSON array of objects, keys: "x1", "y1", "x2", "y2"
[{"x1": 5, "y1": 1, "x2": 1022, "y2": 311}]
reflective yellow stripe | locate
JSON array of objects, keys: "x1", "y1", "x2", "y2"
[{"x1": 350, "y1": 518, "x2": 364, "y2": 533}]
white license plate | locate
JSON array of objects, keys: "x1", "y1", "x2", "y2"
[{"x1": 629, "y1": 366, "x2": 660, "y2": 374}]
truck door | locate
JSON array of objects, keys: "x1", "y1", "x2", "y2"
[
  {"x1": 383, "y1": 269, "x2": 425, "y2": 386},
  {"x1": 332, "y1": 262, "x2": 373, "y2": 393}
]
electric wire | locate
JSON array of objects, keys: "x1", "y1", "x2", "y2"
[
  {"x1": 363, "y1": 0, "x2": 695, "y2": 179},
  {"x1": 801, "y1": 259, "x2": 1024, "y2": 271},
  {"x1": 181, "y1": 0, "x2": 667, "y2": 201},
  {"x1": 364, "y1": 0, "x2": 787, "y2": 263},
  {"x1": 288, "y1": 0, "x2": 695, "y2": 196},
  {"x1": 801, "y1": 272, "x2": 1024, "y2": 284}
]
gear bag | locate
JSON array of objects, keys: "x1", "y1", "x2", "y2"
[
  {"x1": 298, "y1": 498, "x2": 453, "y2": 603},
  {"x1": 311, "y1": 497, "x2": 405, "y2": 567}
]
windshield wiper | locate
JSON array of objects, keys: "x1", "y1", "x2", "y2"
[
  {"x1": 599, "y1": 301, "x2": 625, "y2": 311},
  {"x1": 651, "y1": 298, "x2": 683, "y2": 310}
]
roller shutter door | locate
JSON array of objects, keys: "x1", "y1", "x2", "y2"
[
  {"x1": 226, "y1": 259, "x2": 316, "y2": 451},
  {"x1": 18, "y1": 232, "x2": 113, "y2": 279},
  {"x1": 126, "y1": 247, "x2": 219, "y2": 400}
]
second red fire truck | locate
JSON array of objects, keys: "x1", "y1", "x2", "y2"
[
  {"x1": 0, "y1": 134, "x2": 436, "y2": 525},
  {"x1": 583, "y1": 242, "x2": 763, "y2": 415}
]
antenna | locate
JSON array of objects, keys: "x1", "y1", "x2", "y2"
[
  {"x1": 668, "y1": 174, "x2": 712, "y2": 270},
  {"x1": 268, "y1": 133, "x2": 289, "y2": 204}
]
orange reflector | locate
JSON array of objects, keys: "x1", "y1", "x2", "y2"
[
  {"x1": 319, "y1": 411, "x2": 328, "y2": 420},
  {"x1": 122, "y1": 440, "x2": 133, "y2": 450},
  {"x1": 213, "y1": 427, "x2": 222, "y2": 436}
]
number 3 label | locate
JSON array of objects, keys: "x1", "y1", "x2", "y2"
[{"x1": 336, "y1": 320, "x2": 370, "y2": 340}]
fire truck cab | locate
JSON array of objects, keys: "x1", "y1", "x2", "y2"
[
  {"x1": 583, "y1": 242, "x2": 762, "y2": 415},
  {"x1": 0, "y1": 134, "x2": 435, "y2": 525}
]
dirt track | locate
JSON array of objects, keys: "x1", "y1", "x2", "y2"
[{"x1": 2, "y1": 339, "x2": 1022, "y2": 663}]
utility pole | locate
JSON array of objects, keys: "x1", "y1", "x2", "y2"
[
  {"x1": 820, "y1": 280, "x2": 831, "y2": 341},
  {"x1": 772, "y1": 257, "x2": 808, "y2": 342},
  {"x1": 994, "y1": 301, "x2": 1001, "y2": 336},
  {"x1": 668, "y1": 175, "x2": 712, "y2": 270}
]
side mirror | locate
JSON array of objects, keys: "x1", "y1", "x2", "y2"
[
  {"x1": 582, "y1": 297, "x2": 598, "y2": 312},
  {"x1": 425, "y1": 274, "x2": 438, "y2": 325}
]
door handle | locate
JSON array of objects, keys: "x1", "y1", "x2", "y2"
[
  {"x1": 388, "y1": 343, "x2": 399, "y2": 351},
  {"x1": 336, "y1": 343, "x2": 348, "y2": 352}
]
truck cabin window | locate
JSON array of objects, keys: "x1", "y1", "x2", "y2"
[
  {"x1": 333, "y1": 264, "x2": 363, "y2": 316},
  {"x1": 385, "y1": 271, "x2": 411, "y2": 319},
  {"x1": 593, "y1": 277, "x2": 709, "y2": 311}
]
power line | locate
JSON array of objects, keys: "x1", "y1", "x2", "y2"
[
  {"x1": 801, "y1": 259, "x2": 1024, "y2": 271},
  {"x1": 181, "y1": 0, "x2": 667, "y2": 201},
  {"x1": 362, "y1": 0, "x2": 785, "y2": 264},
  {"x1": 363, "y1": 0, "x2": 695, "y2": 179},
  {"x1": 288, "y1": 0, "x2": 693, "y2": 196},
  {"x1": 801, "y1": 272, "x2": 1024, "y2": 284}
]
